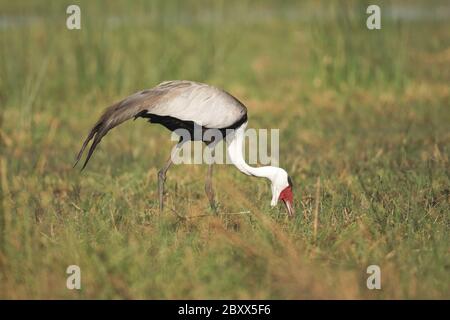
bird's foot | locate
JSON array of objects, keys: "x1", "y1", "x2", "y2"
[{"x1": 207, "y1": 199, "x2": 219, "y2": 214}]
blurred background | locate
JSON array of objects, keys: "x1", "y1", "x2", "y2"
[{"x1": 0, "y1": 0, "x2": 449, "y2": 299}]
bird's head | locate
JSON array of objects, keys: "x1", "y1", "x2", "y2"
[{"x1": 269, "y1": 168, "x2": 295, "y2": 217}]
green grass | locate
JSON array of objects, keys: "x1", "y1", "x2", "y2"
[{"x1": 0, "y1": 0, "x2": 449, "y2": 299}]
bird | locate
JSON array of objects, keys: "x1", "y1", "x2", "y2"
[{"x1": 74, "y1": 80, "x2": 295, "y2": 217}]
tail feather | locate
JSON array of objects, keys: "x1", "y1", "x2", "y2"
[
  {"x1": 79, "y1": 126, "x2": 108, "y2": 170},
  {"x1": 73, "y1": 122, "x2": 101, "y2": 169},
  {"x1": 74, "y1": 85, "x2": 177, "y2": 170},
  {"x1": 74, "y1": 99, "x2": 150, "y2": 170}
]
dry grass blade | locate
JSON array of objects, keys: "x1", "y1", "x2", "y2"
[
  {"x1": 36, "y1": 119, "x2": 59, "y2": 174},
  {"x1": 313, "y1": 176, "x2": 320, "y2": 242}
]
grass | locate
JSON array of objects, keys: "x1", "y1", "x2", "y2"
[{"x1": 0, "y1": 0, "x2": 449, "y2": 299}]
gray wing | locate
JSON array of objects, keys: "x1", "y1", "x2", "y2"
[
  {"x1": 146, "y1": 81, "x2": 247, "y2": 128},
  {"x1": 74, "y1": 80, "x2": 247, "y2": 169}
]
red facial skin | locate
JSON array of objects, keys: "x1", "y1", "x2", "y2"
[{"x1": 279, "y1": 186, "x2": 294, "y2": 217}]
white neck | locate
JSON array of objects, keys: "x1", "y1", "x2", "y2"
[
  {"x1": 226, "y1": 122, "x2": 289, "y2": 207},
  {"x1": 226, "y1": 122, "x2": 277, "y2": 181}
]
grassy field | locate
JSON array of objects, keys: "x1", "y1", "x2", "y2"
[{"x1": 0, "y1": 0, "x2": 449, "y2": 299}]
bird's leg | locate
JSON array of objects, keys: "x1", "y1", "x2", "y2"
[
  {"x1": 158, "y1": 154, "x2": 174, "y2": 212},
  {"x1": 158, "y1": 142, "x2": 185, "y2": 212},
  {"x1": 205, "y1": 163, "x2": 217, "y2": 212},
  {"x1": 205, "y1": 164, "x2": 216, "y2": 211}
]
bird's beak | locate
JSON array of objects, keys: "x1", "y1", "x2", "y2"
[
  {"x1": 279, "y1": 186, "x2": 295, "y2": 218},
  {"x1": 282, "y1": 199, "x2": 295, "y2": 218}
]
